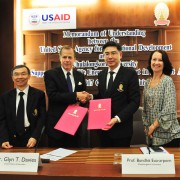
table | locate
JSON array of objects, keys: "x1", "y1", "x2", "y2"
[{"x1": 0, "y1": 147, "x2": 180, "y2": 180}]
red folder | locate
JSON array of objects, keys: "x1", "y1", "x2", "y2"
[
  {"x1": 54, "y1": 105, "x2": 88, "y2": 135},
  {"x1": 88, "y1": 98, "x2": 111, "y2": 130}
]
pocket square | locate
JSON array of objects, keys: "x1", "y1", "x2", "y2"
[{"x1": 78, "y1": 82, "x2": 82, "y2": 85}]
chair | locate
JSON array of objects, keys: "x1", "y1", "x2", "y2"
[{"x1": 130, "y1": 107, "x2": 146, "y2": 147}]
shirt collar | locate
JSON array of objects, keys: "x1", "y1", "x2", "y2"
[
  {"x1": 16, "y1": 86, "x2": 29, "y2": 96},
  {"x1": 61, "y1": 67, "x2": 73, "y2": 76},
  {"x1": 108, "y1": 63, "x2": 121, "y2": 74}
]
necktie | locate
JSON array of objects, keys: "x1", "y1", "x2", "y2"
[
  {"x1": 16, "y1": 92, "x2": 25, "y2": 135},
  {"x1": 107, "y1": 71, "x2": 114, "y2": 91},
  {"x1": 67, "y1": 72, "x2": 73, "y2": 92}
]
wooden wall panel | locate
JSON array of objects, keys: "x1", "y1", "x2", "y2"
[
  {"x1": 76, "y1": 2, "x2": 156, "y2": 28},
  {"x1": 23, "y1": 60, "x2": 46, "y2": 91},
  {"x1": 164, "y1": 29, "x2": 180, "y2": 116},
  {"x1": 20, "y1": 0, "x2": 180, "y2": 28},
  {"x1": 23, "y1": 32, "x2": 48, "y2": 59},
  {"x1": 20, "y1": 0, "x2": 180, "y2": 116},
  {"x1": 167, "y1": 1, "x2": 180, "y2": 26},
  {"x1": 23, "y1": 27, "x2": 180, "y2": 116},
  {"x1": 48, "y1": 31, "x2": 73, "y2": 47},
  {"x1": 165, "y1": 29, "x2": 180, "y2": 61},
  {"x1": 136, "y1": 30, "x2": 160, "y2": 58},
  {"x1": 165, "y1": 30, "x2": 180, "y2": 52},
  {"x1": 23, "y1": 32, "x2": 48, "y2": 91},
  {"x1": 75, "y1": 1, "x2": 180, "y2": 28}
]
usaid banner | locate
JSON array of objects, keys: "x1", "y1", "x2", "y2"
[{"x1": 23, "y1": 7, "x2": 76, "y2": 30}]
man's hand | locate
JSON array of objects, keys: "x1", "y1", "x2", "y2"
[
  {"x1": 2, "y1": 141, "x2": 13, "y2": 149},
  {"x1": 76, "y1": 91, "x2": 91, "y2": 103},
  {"x1": 27, "y1": 137, "x2": 37, "y2": 148},
  {"x1": 102, "y1": 118, "x2": 119, "y2": 131}
]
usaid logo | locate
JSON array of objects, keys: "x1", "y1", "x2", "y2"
[
  {"x1": 23, "y1": 8, "x2": 76, "y2": 30},
  {"x1": 29, "y1": 13, "x2": 40, "y2": 25},
  {"x1": 41, "y1": 14, "x2": 70, "y2": 22}
]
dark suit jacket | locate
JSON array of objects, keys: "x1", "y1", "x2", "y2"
[
  {"x1": 0, "y1": 86, "x2": 46, "y2": 145},
  {"x1": 44, "y1": 67, "x2": 86, "y2": 139},
  {"x1": 95, "y1": 66, "x2": 140, "y2": 138}
]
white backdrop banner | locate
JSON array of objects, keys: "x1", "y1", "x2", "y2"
[{"x1": 23, "y1": 7, "x2": 76, "y2": 30}]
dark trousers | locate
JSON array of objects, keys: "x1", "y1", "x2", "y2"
[
  {"x1": 10, "y1": 127, "x2": 31, "y2": 147},
  {"x1": 48, "y1": 133, "x2": 81, "y2": 148},
  {"x1": 100, "y1": 132, "x2": 132, "y2": 147}
]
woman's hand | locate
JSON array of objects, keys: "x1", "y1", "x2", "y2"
[{"x1": 148, "y1": 119, "x2": 159, "y2": 138}]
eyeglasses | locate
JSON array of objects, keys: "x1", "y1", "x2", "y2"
[{"x1": 13, "y1": 73, "x2": 29, "y2": 77}]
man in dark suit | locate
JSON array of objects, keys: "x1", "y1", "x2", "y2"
[
  {"x1": 95, "y1": 41, "x2": 140, "y2": 147},
  {"x1": 0, "y1": 65, "x2": 46, "y2": 148},
  {"x1": 44, "y1": 45, "x2": 89, "y2": 148}
]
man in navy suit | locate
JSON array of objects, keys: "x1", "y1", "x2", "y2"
[
  {"x1": 95, "y1": 41, "x2": 140, "y2": 147},
  {"x1": 0, "y1": 65, "x2": 46, "y2": 148},
  {"x1": 44, "y1": 45, "x2": 89, "y2": 148}
]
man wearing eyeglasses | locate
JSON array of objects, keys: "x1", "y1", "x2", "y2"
[
  {"x1": 0, "y1": 65, "x2": 46, "y2": 148},
  {"x1": 94, "y1": 41, "x2": 140, "y2": 147}
]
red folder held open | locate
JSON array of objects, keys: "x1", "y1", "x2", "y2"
[
  {"x1": 88, "y1": 98, "x2": 111, "y2": 130},
  {"x1": 54, "y1": 105, "x2": 88, "y2": 135}
]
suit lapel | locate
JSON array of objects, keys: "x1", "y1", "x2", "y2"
[
  {"x1": 10, "y1": 89, "x2": 17, "y2": 125},
  {"x1": 27, "y1": 86, "x2": 34, "y2": 117},
  {"x1": 102, "y1": 69, "x2": 108, "y2": 91},
  {"x1": 57, "y1": 67, "x2": 69, "y2": 91},
  {"x1": 109, "y1": 66, "x2": 124, "y2": 94},
  {"x1": 73, "y1": 70, "x2": 79, "y2": 91},
  {"x1": 100, "y1": 69, "x2": 109, "y2": 97},
  {"x1": 104, "y1": 66, "x2": 123, "y2": 95}
]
